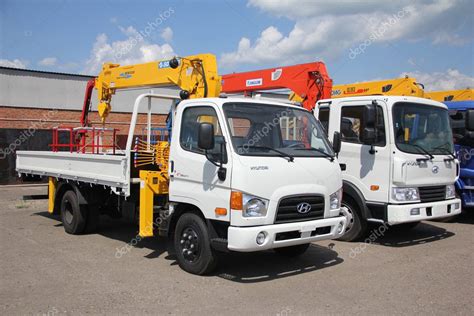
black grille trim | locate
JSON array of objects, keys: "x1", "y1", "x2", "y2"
[
  {"x1": 419, "y1": 186, "x2": 446, "y2": 203},
  {"x1": 275, "y1": 195, "x2": 325, "y2": 224}
]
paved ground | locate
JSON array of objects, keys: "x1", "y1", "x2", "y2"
[{"x1": 1, "y1": 185, "x2": 473, "y2": 315}]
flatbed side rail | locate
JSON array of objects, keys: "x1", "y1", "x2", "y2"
[{"x1": 16, "y1": 151, "x2": 129, "y2": 192}]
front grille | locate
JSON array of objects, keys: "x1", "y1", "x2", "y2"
[
  {"x1": 275, "y1": 195, "x2": 325, "y2": 224},
  {"x1": 419, "y1": 186, "x2": 446, "y2": 203}
]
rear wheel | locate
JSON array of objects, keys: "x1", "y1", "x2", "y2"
[
  {"x1": 337, "y1": 196, "x2": 367, "y2": 241},
  {"x1": 274, "y1": 244, "x2": 310, "y2": 257},
  {"x1": 173, "y1": 213, "x2": 217, "y2": 275},
  {"x1": 60, "y1": 190, "x2": 87, "y2": 234}
]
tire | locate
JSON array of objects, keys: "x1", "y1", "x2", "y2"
[
  {"x1": 337, "y1": 196, "x2": 367, "y2": 242},
  {"x1": 60, "y1": 190, "x2": 87, "y2": 235},
  {"x1": 173, "y1": 213, "x2": 217, "y2": 275},
  {"x1": 274, "y1": 243, "x2": 310, "y2": 257}
]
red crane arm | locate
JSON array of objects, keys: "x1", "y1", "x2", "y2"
[
  {"x1": 80, "y1": 78, "x2": 96, "y2": 127},
  {"x1": 221, "y1": 61, "x2": 332, "y2": 111}
]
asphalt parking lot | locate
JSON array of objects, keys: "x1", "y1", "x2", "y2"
[{"x1": 1, "y1": 185, "x2": 473, "y2": 315}]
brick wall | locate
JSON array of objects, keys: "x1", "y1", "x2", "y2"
[
  {"x1": 0, "y1": 106, "x2": 168, "y2": 184},
  {"x1": 0, "y1": 106, "x2": 168, "y2": 133}
]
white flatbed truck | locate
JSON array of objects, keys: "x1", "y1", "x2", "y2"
[{"x1": 17, "y1": 93, "x2": 347, "y2": 274}]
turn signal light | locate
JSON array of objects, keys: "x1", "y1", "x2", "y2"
[
  {"x1": 231, "y1": 191, "x2": 243, "y2": 210},
  {"x1": 370, "y1": 185, "x2": 379, "y2": 191},
  {"x1": 215, "y1": 208, "x2": 227, "y2": 216}
]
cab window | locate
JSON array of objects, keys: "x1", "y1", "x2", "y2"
[
  {"x1": 340, "y1": 106, "x2": 386, "y2": 146},
  {"x1": 180, "y1": 106, "x2": 227, "y2": 160},
  {"x1": 318, "y1": 107, "x2": 330, "y2": 133}
]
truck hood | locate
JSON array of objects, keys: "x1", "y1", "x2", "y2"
[
  {"x1": 392, "y1": 155, "x2": 457, "y2": 186},
  {"x1": 231, "y1": 154, "x2": 342, "y2": 203}
]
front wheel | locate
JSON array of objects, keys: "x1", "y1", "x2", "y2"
[
  {"x1": 173, "y1": 213, "x2": 217, "y2": 275},
  {"x1": 337, "y1": 197, "x2": 367, "y2": 242},
  {"x1": 274, "y1": 244, "x2": 310, "y2": 257}
]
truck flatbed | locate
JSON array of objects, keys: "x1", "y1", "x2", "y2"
[{"x1": 16, "y1": 151, "x2": 130, "y2": 194}]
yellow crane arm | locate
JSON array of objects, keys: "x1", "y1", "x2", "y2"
[
  {"x1": 331, "y1": 76, "x2": 425, "y2": 99},
  {"x1": 94, "y1": 53, "x2": 221, "y2": 122},
  {"x1": 424, "y1": 88, "x2": 473, "y2": 102}
]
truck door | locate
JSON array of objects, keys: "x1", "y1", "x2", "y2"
[
  {"x1": 328, "y1": 101, "x2": 391, "y2": 203},
  {"x1": 169, "y1": 103, "x2": 232, "y2": 221}
]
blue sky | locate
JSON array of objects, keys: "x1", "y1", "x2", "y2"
[{"x1": 1, "y1": 0, "x2": 473, "y2": 90}]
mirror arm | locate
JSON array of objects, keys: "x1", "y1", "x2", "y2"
[
  {"x1": 205, "y1": 150, "x2": 220, "y2": 167},
  {"x1": 205, "y1": 142, "x2": 227, "y2": 181},
  {"x1": 218, "y1": 142, "x2": 227, "y2": 181},
  {"x1": 369, "y1": 145, "x2": 376, "y2": 155}
]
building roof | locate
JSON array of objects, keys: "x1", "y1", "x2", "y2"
[{"x1": 0, "y1": 66, "x2": 94, "y2": 78}]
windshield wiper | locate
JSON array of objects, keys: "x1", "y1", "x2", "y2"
[
  {"x1": 294, "y1": 147, "x2": 335, "y2": 162},
  {"x1": 411, "y1": 144, "x2": 434, "y2": 160},
  {"x1": 432, "y1": 143, "x2": 456, "y2": 160},
  {"x1": 239, "y1": 145, "x2": 294, "y2": 162}
]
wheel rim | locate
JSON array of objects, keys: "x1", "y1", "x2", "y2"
[
  {"x1": 341, "y1": 203, "x2": 355, "y2": 233},
  {"x1": 179, "y1": 227, "x2": 200, "y2": 263},
  {"x1": 63, "y1": 199, "x2": 74, "y2": 225}
]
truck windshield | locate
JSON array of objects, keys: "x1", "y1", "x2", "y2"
[
  {"x1": 222, "y1": 102, "x2": 334, "y2": 158},
  {"x1": 392, "y1": 102, "x2": 454, "y2": 156}
]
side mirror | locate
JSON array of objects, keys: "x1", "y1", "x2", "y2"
[
  {"x1": 332, "y1": 131, "x2": 341, "y2": 154},
  {"x1": 198, "y1": 123, "x2": 215, "y2": 150},
  {"x1": 466, "y1": 109, "x2": 474, "y2": 131},
  {"x1": 362, "y1": 127, "x2": 376, "y2": 145},
  {"x1": 364, "y1": 104, "x2": 376, "y2": 128},
  {"x1": 362, "y1": 104, "x2": 377, "y2": 153}
]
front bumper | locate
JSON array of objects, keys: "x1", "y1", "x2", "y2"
[
  {"x1": 227, "y1": 215, "x2": 347, "y2": 252},
  {"x1": 386, "y1": 198, "x2": 462, "y2": 225}
]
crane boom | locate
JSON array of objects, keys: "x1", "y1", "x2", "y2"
[
  {"x1": 331, "y1": 76, "x2": 425, "y2": 99},
  {"x1": 81, "y1": 53, "x2": 221, "y2": 125},
  {"x1": 330, "y1": 77, "x2": 473, "y2": 103},
  {"x1": 221, "y1": 61, "x2": 332, "y2": 111},
  {"x1": 425, "y1": 88, "x2": 473, "y2": 102}
]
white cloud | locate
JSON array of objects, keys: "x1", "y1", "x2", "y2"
[
  {"x1": 432, "y1": 31, "x2": 470, "y2": 46},
  {"x1": 0, "y1": 59, "x2": 28, "y2": 69},
  {"x1": 83, "y1": 26, "x2": 175, "y2": 74},
  {"x1": 221, "y1": 0, "x2": 472, "y2": 69},
  {"x1": 248, "y1": 0, "x2": 401, "y2": 18},
  {"x1": 161, "y1": 27, "x2": 173, "y2": 42},
  {"x1": 38, "y1": 57, "x2": 57, "y2": 67},
  {"x1": 401, "y1": 69, "x2": 474, "y2": 91}
]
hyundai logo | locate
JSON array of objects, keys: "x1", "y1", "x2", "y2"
[
  {"x1": 432, "y1": 166, "x2": 439, "y2": 174},
  {"x1": 296, "y1": 202, "x2": 312, "y2": 214}
]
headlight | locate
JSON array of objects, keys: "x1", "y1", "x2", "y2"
[
  {"x1": 329, "y1": 188, "x2": 343, "y2": 210},
  {"x1": 242, "y1": 193, "x2": 268, "y2": 217},
  {"x1": 392, "y1": 187, "x2": 419, "y2": 202},
  {"x1": 446, "y1": 184, "x2": 456, "y2": 199}
]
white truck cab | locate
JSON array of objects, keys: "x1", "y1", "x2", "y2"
[
  {"x1": 315, "y1": 96, "x2": 461, "y2": 241},
  {"x1": 170, "y1": 98, "x2": 347, "y2": 256}
]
